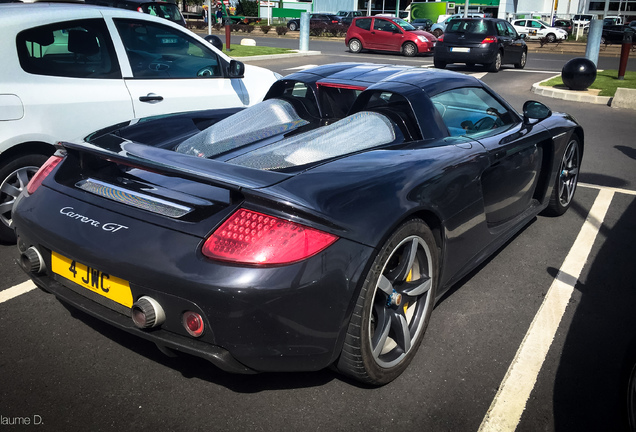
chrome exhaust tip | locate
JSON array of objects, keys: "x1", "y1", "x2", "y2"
[
  {"x1": 131, "y1": 296, "x2": 166, "y2": 329},
  {"x1": 20, "y1": 246, "x2": 45, "y2": 275}
]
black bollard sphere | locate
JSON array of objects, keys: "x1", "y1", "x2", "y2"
[{"x1": 561, "y1": 57, "x2": 597, "y2": 90}]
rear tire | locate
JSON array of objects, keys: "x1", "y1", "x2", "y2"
[
  {"x1": 433, "y1": 59, "x2": 446, "y2": 69},
  {"x1": 288, "y1": 21, "x2": 298, "y2": 31},
  {"x1": 514, "y1": 50, "x2": 527, "y2": 69},
  {"x1": 487, "y1": 51, "x2": 502, "y2": 72},
  {"x1": 0, "y1": 153, "x2": 50, "y2": 243},
  {"x1": 336, "y1": 219, "x2": 438, "y2": 385},
  {"x1": 348, "y1": 38, "x2": 363, "y2": 53},
  {"x1": 432, "y1": 28, "x2": 443, "y2": 38},
  {"x1": 402, "y1": 41, "x2": 417, "y2": 57},
  {"x1": 543, "y1": 134, "x2": 581, "y2": 216}
]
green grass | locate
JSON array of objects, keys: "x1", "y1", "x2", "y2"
[
  {"x1": 540, "y1": 69, "x2": 636, "y2": 97},
  {"x1": 222, "y1": 45, "x2": 294, "y2": 57}
]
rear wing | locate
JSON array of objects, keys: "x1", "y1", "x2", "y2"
[{"x1": 60, "y1": 140, "x2": 291, "y2": 192}]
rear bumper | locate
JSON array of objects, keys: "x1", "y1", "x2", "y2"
[
  {"x1": 434, "y1": 44, "x2": 496, "y2": 64},
  {"x1": 13, "y1": 187, "x2": 374, "y2": 374}
]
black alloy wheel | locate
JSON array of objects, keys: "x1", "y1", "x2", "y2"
[{"x1": 337, "y1": 219, "x2": 438, "y2": 385}]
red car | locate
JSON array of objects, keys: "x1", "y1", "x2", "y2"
[{"x1": 345, "y1": 16, "x2": 437, "y2": 57}]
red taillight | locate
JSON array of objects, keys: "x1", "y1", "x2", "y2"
[
  {"x1": 437, "y1": 35, "x2": 444, "y2": 42},
  {"x1": 26, "y1": 155, "x2": 63, "y2": 195},
  {"x1": 481, "y1": 36, "x2": 498, "y2": 44},
  {"x1": 137, "y1": 6, "x2": 144, "y2": 12},
  {"x1": 182, "y1": 311, "x2": 204, "y2": 337},
  {"x1": 202, "y1": 209, "x2": 338, "y2": 265}
]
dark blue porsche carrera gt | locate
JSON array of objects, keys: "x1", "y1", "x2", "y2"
[{"x1": 12, "y1": 63, "x2": 583, "y2": 385}]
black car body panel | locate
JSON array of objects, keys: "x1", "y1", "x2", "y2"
[
  {"x1": 13, "y1": 63, "x2": 584, "y2": 379},
  {"x1": 434, "y1": 18, "x2": 526, "y2": 68}
]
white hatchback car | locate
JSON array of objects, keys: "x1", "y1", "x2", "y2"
[
  {"x1": 512, "y1": 19, "x2": 569, "y2": 42},
  {"x1": 0, "y1": 3, "x2": 281, "y2": 242}
]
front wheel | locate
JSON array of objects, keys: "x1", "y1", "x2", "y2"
[
  {"x1": 336, "y1": 219, "x2": 439, "y2": 385},
  {"x1": 546, "y1": 33, "x2": 556, "y2": 43},
  {"x1": 402, "y1": 41, "x2": 417, "y2": 57},
  {"x1": 432, "y1": 28, "x2": 443, "y2": 38},
  {"x1": 0, "y1": 153, "x2": 50, "y2": 243},
  {"x1": 543, "y1": 135, "x2": 581, "y2": 216},
  {"x1": 348, "y1": 38, "x2": 362, "y2": 53},
  {"x1": 514, "y1": 50, "x2": 527, "y2": 69}
]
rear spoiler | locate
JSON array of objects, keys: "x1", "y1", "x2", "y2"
[{"x1": 60, "y1": 140, "x2": 292, "y2": 192}]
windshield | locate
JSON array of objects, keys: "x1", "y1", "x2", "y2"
[
  {"x1": 391, "y1": 18, "x2": 415, "y2": 31},
  {"x1": 538, "y1": 20, "x2": 552, "y2": 27}
]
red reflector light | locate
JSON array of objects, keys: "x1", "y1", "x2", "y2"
[
  {"x1": 26, "y1": 155, "x2": 63, "y2": 195},
  {"x1": 202, "y1": 209, "x2": 338, "y2": 265},
  {"x1": 137, "y1": 6, "x2": 144, "y2": 12},
  {"x1": 182, "y1": 311, "x2": 204, "y2": 337},
  {"x1": 481, "y1": 36, "x2": 497, "y2": 44},
  {"x1": 437, "y1": 35, "x2": 444, "y2": 42}
]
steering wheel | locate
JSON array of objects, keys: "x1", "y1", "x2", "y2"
[
  {"x1": 197, "y1": 66, "x2": 217, "y2": 77},
  {"x1": 473, "y1": 116, "x2": 496, "y2": 131}
]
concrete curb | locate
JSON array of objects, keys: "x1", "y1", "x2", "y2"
[
  {"x1": 531, "y1": 75, "x2": 612, "y2": 105},
  {"x1": 612, "y1": 88, "x2": 636, "y2": 110},
  {"x1": 239, "y1": 50, "x2": 321, "y2": 62}
]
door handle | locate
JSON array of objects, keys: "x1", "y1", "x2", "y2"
[{"x1": 139, "y1": 93, "x2": 164, "y2": 103}]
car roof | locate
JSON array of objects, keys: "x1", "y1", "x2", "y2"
[
  {"x1": 0, "y1": 3, "x2": 185, "y2": 29},
  {"x1": 281, "y1": 63, "x2": 481, "y2": 95}
]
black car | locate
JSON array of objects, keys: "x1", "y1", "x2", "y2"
[
  {"x1": 411, "y1": 18, "x2": 433, "y2": 31},
  {"x1": 287, "y1": 13, "x2": 339, "y2": 31},
  {"x1": 335, "y1": 10, "x2": 363, "y2": 26},
  {"x1": 553, "y1": 18, "x2": 573, "y2": 34},
  {"x1": 85, "y1": 0, "x2": 187, "y2": 26},
  {"x1": 13, "y1": 63, "x2": 583, "y2": 385},
  {"x1": 601, "y1": 24, "x2": 635, "y2": 45},
  {"x1": 434, "y1": 17, "x2": 527, "y2": 72}
]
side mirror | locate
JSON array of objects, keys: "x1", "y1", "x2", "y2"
[
  {"x1": 228, "y1": 60, "x2": 245, "y2": 78},
  {"x1": 204, "y1": 34, "x2": 223, "y2": 51},
  {"x1": 519, "y1": 33, "x2": 527, "y2": 39},
  {"x1": 523, "y1": 100, "x2": 551, "y2": 124}
]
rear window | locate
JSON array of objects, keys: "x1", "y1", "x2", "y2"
[
  {"x1": 141, "y1": 3, "x2": 184, "y2": 24},
  {"x1": 16, "y1": 18, "x2": 121, "y2": 79},
  {"x1": 355, "y1": 18, "x2": 372, "y2": 30},
  {"x1": 446, "y1": 19, "x2": 492, "y2": 35}
]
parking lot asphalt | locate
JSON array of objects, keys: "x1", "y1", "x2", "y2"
[{"x1": 1, "y1": 45, "x2": 635, "y2": 432}]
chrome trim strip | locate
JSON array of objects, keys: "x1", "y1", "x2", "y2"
[{"x1": 76, "y1": 178, "x2": 193, "y2": 218}]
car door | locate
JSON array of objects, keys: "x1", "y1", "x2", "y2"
[
  {"x1": 502, "y1": 21, "x2": 524, "y2": 63},
  {"x1": 110, "y1": 17, "x2": 248, "y2": 118},
  {"x1": 370, "y1": 18, "x2": 403, "y2": 51},
  {"x1": 430, "y1": 86, "x2": 548, "y2": 226},
  {"x1": 12, "y1": 18, "x2": 135, "y2": 141}
]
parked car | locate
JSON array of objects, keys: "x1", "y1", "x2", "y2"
[
  {"x1": 630, "y1": 20, "x2": 636, "y2": 30},
  {"x1": 603, "y1": 16, "x2": 623, "y2": 26},
  {"x1": 346, "y1": 16, "x2": 437, "y2": 57},
  {"x1": 335, "y1": 10, "x2": 363, "y2": 26},
  {"x1": 0, "y1": 3, "x2": 280, "y2": 243},
  {"x1": 286, "y1": 13, "x2": 339, "y2": 31},
  {"x1": 434, "y1": 18, "x2": 527, "y2": 72},
  {"x1": 13, "y1": 62, "x2": 583, "y2": 385},
  {"x1": 430, "y1": 12, "x2": 485, "y2": 37},
  {"x1": 553, "y1": 18, "x2": 573, "y2": 34},
  {"x1": 411, "y1": 18, "x2": 433, "y2": 31},
  {"x1": 512, "y1": 19, "x2": 568, "y2": 42},
  {"x1": 84, "y1": 0, "x2": 187, "y2": 26},
  {"x1": 601, "y1": 24, "x2": 635, "y2": 44}
]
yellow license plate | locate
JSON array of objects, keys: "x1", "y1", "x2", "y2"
[{"x1": 51, "y1": 251, "x2": 133, "y2": 308}]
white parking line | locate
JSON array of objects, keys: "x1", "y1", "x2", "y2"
[
  {"x1": 580, "y1": 182, "x2": 636, "y2": 196},
  {"x1": 478, "y1": 188, "x2": 615, "y2": 432},
  {"x1": 0, "y1": 280, "x2": 37, "y2": 304}
]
